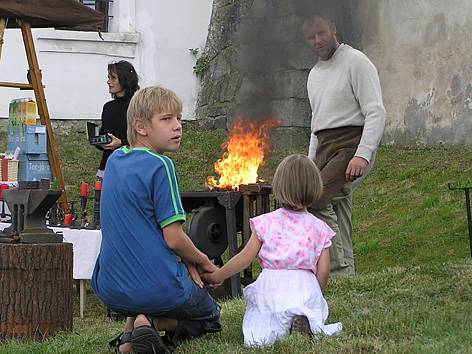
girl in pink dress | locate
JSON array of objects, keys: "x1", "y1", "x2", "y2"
[{"x1": 202, "y1": 154, "x2": 342, "y2": 347}]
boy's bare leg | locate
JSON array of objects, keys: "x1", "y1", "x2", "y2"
[
  {"x1": 134, "y1": 314, "x2": 177, "y2": 332},
  {"x1": 119, "y1": 316, "x2": 135, "y2": 353},
  {"x1": 155, "y1": 317, "x2": 178, "y2": 332}
]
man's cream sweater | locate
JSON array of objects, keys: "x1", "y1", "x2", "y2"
[{"x1": 307, "y1": 44, "x2": 386, "y2": 163}]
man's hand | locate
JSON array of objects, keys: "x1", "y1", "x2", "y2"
[
  {"x1": 345, "y1": 156, "x2": 368, "y2": 182},
  {"x1": 102, "y1": 133, "x2": 121, "y2": 150}
]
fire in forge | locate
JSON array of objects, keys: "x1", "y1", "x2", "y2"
[{"x1": 207, "y1": 117, "x2": 279, "y2": 191}]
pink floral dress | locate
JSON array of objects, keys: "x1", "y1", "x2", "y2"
[{"x1": 242, "y1": 208, "x2": 342, "y2": 347}]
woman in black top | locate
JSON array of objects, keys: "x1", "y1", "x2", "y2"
[{"x1": 96, "y1": 60, "x2": 139, "y2": 178}]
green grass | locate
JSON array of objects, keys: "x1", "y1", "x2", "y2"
[
  {"x1": 1, "y1": 129, "x2": 472, "y2": 353},
  {"x1": 353, "y1": 146, "x2": 472, "y2": 272}
]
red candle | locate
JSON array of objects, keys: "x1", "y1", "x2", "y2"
[
  {"x1": 95, "y1": 180, "x2": 102, "y2": 191},
  {"x1": 80, "y1": 181, "x2": 88, "y2": 197},
  {"x1": 0, "y1": 184, "x2": 9, "y2": 201},
  {"x1": 64, "y1": 213, "x2": 72, "y2": 225}
]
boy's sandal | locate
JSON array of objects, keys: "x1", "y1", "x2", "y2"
[
  {"x1": 131, "y1": 315, "x2": 171, "y2": 354},
  {"x1": 108, "y1": 331, "x2": 132, "y2": 353}
]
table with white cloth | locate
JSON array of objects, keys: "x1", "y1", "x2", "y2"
[{"x1": 0, "y1": 222, "x2": 101, "y2": 319}]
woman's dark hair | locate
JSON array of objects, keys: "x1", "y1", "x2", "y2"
[{"x1": 108, "y1": 60, "x2": 139, "y2": 98}]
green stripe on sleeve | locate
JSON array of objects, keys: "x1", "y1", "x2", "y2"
[
  {"x1": 144, "y1": 150, "x2": 179, "y2": 215},
  {"x1": 169, "y1": 160, "x2": 185, "y2": 214},
  {"x1": 160, "y1": 214, "x2": 186, "y2": 228}
]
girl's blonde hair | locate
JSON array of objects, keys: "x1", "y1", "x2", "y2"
[
  {"x1": 127, "y1": 86, "x2": 182, "y2": 145},
  {"x1": 272, "y1": 154, "x2": 323, "y2": 210}
]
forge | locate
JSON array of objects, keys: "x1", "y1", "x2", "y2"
[
  {"x1": 190, "y1": 113, "x2": 277, "y2": 297},
  {"x1": 182, "y1": 183, "x2": 273, "y2": 298}
]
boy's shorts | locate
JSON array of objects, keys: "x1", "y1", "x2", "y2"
[
  {"x1": 158, "y1": 283, "x2": 222, "y2": 345},
  {"x1": 113, "y1": 283, "x2": 221, "y2": 347}
]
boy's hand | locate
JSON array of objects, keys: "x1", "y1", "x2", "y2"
[
  {"x1": 201, "y1": 271, "x2": 222, "y2": 287},
  {"x1": 186, "y1": 263, "x2": 204, "y2": 288},
  {"x1": 199, "y1": 260, "x2": 218, "y2": 274}
]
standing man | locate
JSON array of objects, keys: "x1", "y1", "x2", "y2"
[{"x1": 303, "y1": 14, "x2": 386, "y2": 275}]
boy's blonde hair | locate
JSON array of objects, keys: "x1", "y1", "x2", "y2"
[
  {"x1": 127, "y1": 86, "x2": 182, "y2": 145},
  {"x1": 272, "y1": 154, "x2": 323, "y2": 210}
]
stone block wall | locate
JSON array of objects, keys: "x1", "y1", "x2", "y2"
[
  {"x1": 196, "y1": 0, "x2": 354, "y2": 144},
  {"x1": 353, "y1": 0, "x2": 472, "y2": 145}
]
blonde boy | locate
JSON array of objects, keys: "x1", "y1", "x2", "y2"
[{"x1": 92, "y1": 87, "x2": 221, "y2": 354}]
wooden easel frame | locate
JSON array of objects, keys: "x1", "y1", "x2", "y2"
[
  {"x1": 0, "y1": 19, "x2": 5, "y2": 60},
  {"x1": 0, "y1": 18, "x2": 67, "y2": 209}
]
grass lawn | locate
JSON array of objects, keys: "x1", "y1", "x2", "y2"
[{"x1": 0, "y1": 128, "x2": 471, "y2": 353}]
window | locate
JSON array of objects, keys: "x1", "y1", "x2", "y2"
[
  {"x1": 80, "y1": 0, "x2": 97, "y2": 10},
  {"x1": 78, "y1": 0, "x2": 111, "y2": 32}
]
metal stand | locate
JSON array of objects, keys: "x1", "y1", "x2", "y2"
[
  {"x1": 216, "y1": 192, "x2": 241, "y2": 298},
  {"x1": 181, "y1": 184, "x2": 272, "y2": 298},
  {"x1": 448, "y1": 183, "x2": 472, "y2": 257}
]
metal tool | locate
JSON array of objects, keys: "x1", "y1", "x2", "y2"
[
  {"x1": 91, "y1": 179, "x2": 102, "y2": 230},
  {"x1": 47, "y1": 202, "x2": 62, "y2": 226},
  {"x1": 448, "y1": 183, "x2": 472, "y2": 257},
  {"x1": 0, "y1": 179, "x2": 62, "y2": 243},
  {"x1": 187, "y1": 203, "x2": 228, "y2": 260},
  {"x1": 69, "y1": 200, "x2": 80, "y2": 229}
]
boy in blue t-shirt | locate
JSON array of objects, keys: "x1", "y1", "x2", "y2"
[{"x1": 91, "y1": 86, "x2": 221, "y2": 354}]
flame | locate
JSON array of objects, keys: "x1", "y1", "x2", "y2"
[{"x1": 207, "y1": 117, "x2": 279, "y2": 190}]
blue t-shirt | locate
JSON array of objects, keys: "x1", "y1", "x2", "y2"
[{"x1": 91, "y1": 147, "x2": 192, "y2": 314}]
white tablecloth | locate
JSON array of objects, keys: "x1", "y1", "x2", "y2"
[{"x1": 0, "y1": 222, "x2": 101, "y2": 280}]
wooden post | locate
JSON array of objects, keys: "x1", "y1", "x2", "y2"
[
  {"x1": 80, "y1": 280, "x2": 86, "y2": 319},
  {"x1": 0, "y1": 18, "x2": 6, "y2": 61},
  {"x1": 242, "y1": 194, "x2": 253, "y2": 283},
  {"x1": 0, "y1": 243, "x2": 73, "y2": 340},
  {"x1": 18, "y1": 20, "x2": 68, "y2": 211}
]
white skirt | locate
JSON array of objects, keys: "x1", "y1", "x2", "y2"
[{"x1": 242, "y1": 269, "x2": 342, "y2": 347}]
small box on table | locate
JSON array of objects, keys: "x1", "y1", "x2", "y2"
[
  {"x1": 17, "y1": 153, "x2": 51, "y2": 182},
  {"x1": 7, "y1": 125, "x2": 47, "y2": 154}
]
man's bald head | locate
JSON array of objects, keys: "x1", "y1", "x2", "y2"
[{"x1": 302, "y1": 15, "x2": 339, "y2": 61}]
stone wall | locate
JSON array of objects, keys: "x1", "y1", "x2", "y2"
[
  {"x1": 195, "y1": 0, "x2": 354, "y2": 148},
  {"x1": 353, "y1": 0, "x2": 472, "y2": 145},
  {"x1": 0, "y1": 119, "x2": 99, "y2": 135}
]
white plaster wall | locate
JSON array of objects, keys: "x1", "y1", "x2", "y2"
[
  {"x1": 135, "y1": 0, "x2": 213, "y2": 120},
  {"x1": 0, "y1": 0, "x2": 213, "y2": 121},
  {"x1": 0, "y1": 29, "x2": 137, "y2": 120},
  {"x1": 0, "y1": 29, "x2": 31, "y2": 118},
  {"x1": 352, "y1": 0, "x2": 472, "y2": 145}
]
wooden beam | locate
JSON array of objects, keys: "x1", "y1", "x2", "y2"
[
  {"x1": 19, "y1": 20, "x2": 68, "y2": 211},
  {"x1": 0, "y1": 18, "x2": 6, "y2": 61},
  {"x1": 0, "y1": 81, "x2": 34, "y2": 90}
]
